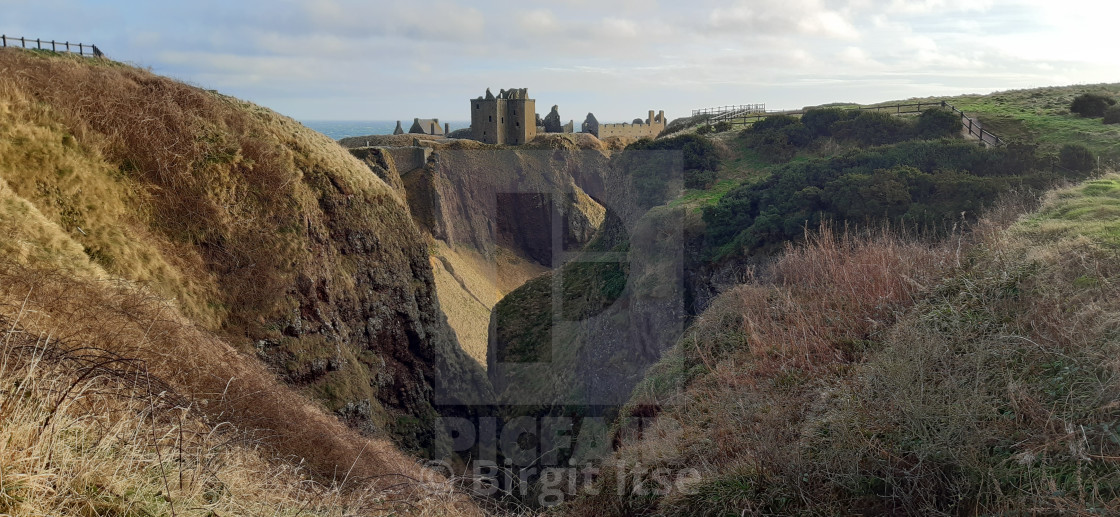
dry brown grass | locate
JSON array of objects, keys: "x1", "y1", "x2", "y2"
[
  {"x1": 0, "y1": 260, "x2": 483, "y2": 515},
  {"x1": 579, "y1": 179, "x2": 1120, "y2": 515},
  {"x1": 0, "y1": 48, "x2": 486, "y2": 515},
  {"x1": 572, "y1": 223, "x2": 956, "y2": 515},
  {"x1": 0, "y1": 47, "x2": 408, "y2": 337}
]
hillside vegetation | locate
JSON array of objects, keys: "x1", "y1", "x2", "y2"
[{"x1": 0, "y1": 48, "x2": 485, "y2": 515}]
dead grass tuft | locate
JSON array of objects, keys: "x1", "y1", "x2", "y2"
[{"x1": 0, "y1": 259, "x2": 483, "y2": 515}]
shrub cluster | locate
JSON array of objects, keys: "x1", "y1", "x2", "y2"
[
  {"x1": 741, "y1": 107, "x2": 962, "y2": 163},
  {"x1": 1059, "y1": 143, "x2": 1095, "y2": 172},
  {"x1": 703, "y1": 139, "x2": 1085, "y2": 258},
  {"x1": 1070, "y1": 92, "x2": 1116, "y2": 117},
  {"x1": 622, "y1": 134, "x2": 721, "y2": 201},
  {"x1": 1104, "y1": 105, "x2": 1120, "y2": 124}
]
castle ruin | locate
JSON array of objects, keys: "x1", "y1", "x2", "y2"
[
  {"x1": 471, "y1": 88, "x2": 536, "y2": 145},
  {"x1": 468, "y1": 88, "x2": 664, "y2": 144},
  {"x1": 595, "y1": 110, "x2": 667, "y2": 139}
]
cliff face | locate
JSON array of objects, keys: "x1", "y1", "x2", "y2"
[
  {"x1": 0, "y1": 49, "x2": 487, "y2": 452},
  {"x1": 345, "y1": 135, "x2": 614, "y2": 367}
]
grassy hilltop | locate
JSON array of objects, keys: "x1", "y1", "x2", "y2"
[{"x1": 0, "y1": 48, "x2": 486, "y2": 516}]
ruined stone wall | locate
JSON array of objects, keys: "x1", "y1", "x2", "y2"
[
  {"x1": 378, "y1": 146, "x2": 432, "y2": 173},
  {"x1": 596, "y1": 110, "x2": 666, "y2": 140}
]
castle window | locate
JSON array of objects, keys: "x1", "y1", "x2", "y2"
[
  {"x1": 476, "y1": 104, "x2": 479, "y2": 109},
  {"x1": 489, "y1": 116, "x2": 492, "y2": 122},
  {"x1": 501, "y1": 117, "x2": 504, "y2": 123},
  {"x1": 516, "y1": 122, "x2": 520, "y2": 127}
]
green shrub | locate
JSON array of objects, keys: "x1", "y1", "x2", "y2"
[
  {"x1": 1070, "y1": 93, "x2": 1116, "y2": 117},
  {"x1": 703, "y1": 139, "x2": 1073, "y2": 258},
  {"x1": 747, "y1": 114, "x2": 800, "y2": 133},
  {"x1": 714, "y1": 121, "x2": 732, "y2": 132},
  {"x1": 1103, "y1": 105, "x2": 1120, "y2": 124},
  {"x1": 914, "y1": 108, "x2": 963, "y2": 139},
  {"x1": 1058, "y1": 143, "x2": 1095, "y2": 172},
  {"x1": 741, "y1": 115, "x2": 811, "y2": 163},
  {"x1": 800, "y1": 107, "x2": 852, "y2": 137},
  {"x1": 830, "y1": 111, "x2": 912, "y2": 146},
  {"x1": 696, "y1": 124, "x2": 712, "y2": 134},
  {"x1": 685, "y1": 168, "x2": 717, "y2": 189}
]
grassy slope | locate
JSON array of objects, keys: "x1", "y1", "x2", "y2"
[
  {"x1": 546, "y1": 83, "x2": 1120, "y2": 515},
  {"x1": 874, "y1": 83, "x2": 1120, "y2": 160},
  {"x1": 569, "y1": 172, "x2": 1120, "y2": 514},
  {"x1": 0, "y1": 49, "x2": 483, "y2": 515}
]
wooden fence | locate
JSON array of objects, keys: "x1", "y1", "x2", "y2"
[
  {"x1": 695, "y1": 100, "x2": 1004, "y2": 146},
  {"x1": 1, "y1": 35, "x2": 101, "y2": 57},
  {"x1": 692, "y1": 104, "x2": 767, "y2": 118}
]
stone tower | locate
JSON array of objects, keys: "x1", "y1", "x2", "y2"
[{"x1": 471, "y1": 87, "x2": 537, "y2": 145}]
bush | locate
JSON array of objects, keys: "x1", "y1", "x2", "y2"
[
  {"x1": 702, "y1": 139, "x2": 1072, "y2": 258},
  {"x1": 800, "y1": 107, "x2": 851, "y2": 137},
  {"x1": 1104, "y1": 105, "x2": 1120, "y2": 124},
  {"x1": 714, "y1": 120, "x2": 733, "y2": 132},
  {"x1": 685, "y1": 168, "x2": 717, "y2": 189},
  {"x1": 914, "y1": 108, "x2": 963, "y2": 139},
  {"x1": 626, "y1": 133, "x2": 719, "y2": 173},
  {"x1": 1058, "y1": 143, "x2": 1095, "y2": 172},
  {"x1": 830, "y1": 111, "x2": 912, "y2": 146},
  {"x1": 1070, "y1": 93, "x2": 1116, "y2": 117},
  {"x1": 742, "y1": 115, "x2": 812, "y2": 163},
  {"x1": 696, "y1": 124, "x2": 712, "y2": 134}
]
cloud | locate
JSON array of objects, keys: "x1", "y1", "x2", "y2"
[
  {"x1": 706, "y1": 0, "x2": 857, "y2": 39},
  {"x1": 4, "y1": 0, "x2": 1116, "y2": 121}
]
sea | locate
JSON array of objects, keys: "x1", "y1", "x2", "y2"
[{"x1": 300, "y1": 120, "x2": 471, "y2": 141}]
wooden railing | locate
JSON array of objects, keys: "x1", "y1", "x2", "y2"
[
  {"x1": 941, "y1": 101, "x2": 1003, "y2": 147},
  {"x1": 1, "y1": 35, "x2": 102, "y2": 57},
  {"x1": 692, "y1": 104, "x2": 766, "y2": 117}
]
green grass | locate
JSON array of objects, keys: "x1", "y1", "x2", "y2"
[
  {"x1": 866, "y1": 84, "x2": 1120, "y2": 161},
  {"x1": 669, "y1": 179, "x2": 741, "y2": 212},
  {"x1": 1017, "y1": 174, "x2": 1120, "y2": 246}
]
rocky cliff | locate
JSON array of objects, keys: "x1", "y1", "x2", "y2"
[{"x1": 343, "y1": 134, "x2": 616, "y2": 366}]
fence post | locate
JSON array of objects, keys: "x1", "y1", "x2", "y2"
[
  {"x1": 21, "y1": 37, "x2": 25, "y2": 48},
  {"x1": 51, "y1": 40, "x2": 56, "y2": 52},
  {"x1": 1, "y1": 35, "x2": 5, "y2": 47},
  {"x1": 66, "y1": 41, "x2": 70, "y2": 52},
  {"x1": 79, "y1": 43, "x2": 83, "y2": 56},
  {"x1": 36, "y1": 38, "x2": 40, "y2": 49}
]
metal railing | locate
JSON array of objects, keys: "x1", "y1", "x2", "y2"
[{"x1": 1, "y1": 35, "x2": 102, "y2": 57}]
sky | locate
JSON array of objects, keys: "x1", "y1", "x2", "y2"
[{"x1": 2, "y1": 0, "x2": 1117, "y2": 123}]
